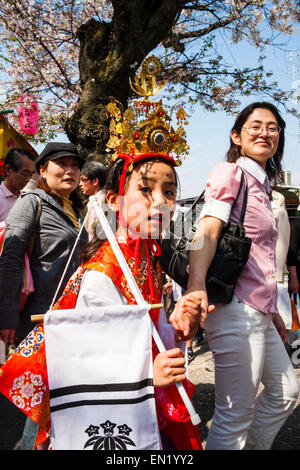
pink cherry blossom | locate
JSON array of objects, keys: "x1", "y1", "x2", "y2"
[{"x1": 0, "y1": 1, "x2": 297, "y2": 145}]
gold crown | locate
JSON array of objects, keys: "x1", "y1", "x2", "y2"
[{"x1": 105, "y1": 56, "x2": 189, "y2": 166}]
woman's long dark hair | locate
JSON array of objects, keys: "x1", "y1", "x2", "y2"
[
  {"x1": 226, "y1": 102, "x2": 286, "y2": 185},
  {"x1": 80, "y1": 156, "x2": 179, "y2": 264}
]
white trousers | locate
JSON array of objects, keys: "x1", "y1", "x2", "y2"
[{"x1": 205, "y1": 296, "x2": 299, "y2": 450}]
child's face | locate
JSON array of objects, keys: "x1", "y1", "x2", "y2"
[{"x1": 120, "y1": 160, "x2": 177, "y2": 239}]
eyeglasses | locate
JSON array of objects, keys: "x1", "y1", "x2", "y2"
[
  {"x1": 80, "y1": 176, "x2": 90, "y2": 183},
  {"x1": 242, "y1": 124, "x2": 282, "y2": 136}
]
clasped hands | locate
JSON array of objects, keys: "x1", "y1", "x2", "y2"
[
  {"x1": 153, "y1": 289, "x2": 215, "y2": 387},
  {"x1": 169, "y1": 289, "x2": 215, "y2": 342}
]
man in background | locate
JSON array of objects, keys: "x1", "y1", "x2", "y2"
[
  {"x1": 79, "y1": 160, "x2": 108, "y2": 241},
  {"x1": 0, "y1": 148, "x2": 36, "y2": 222}
]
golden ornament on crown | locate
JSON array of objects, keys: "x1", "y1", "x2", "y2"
[{"x1": 105, "y1": 56, "x2": 189, "y2": 166}]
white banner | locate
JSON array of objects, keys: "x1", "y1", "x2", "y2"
[{"x1": 44, "y1": 304, "x2": 161, "y2": 450}]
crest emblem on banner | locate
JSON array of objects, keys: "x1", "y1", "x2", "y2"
[{"x1": 84, "y1": 419, "x2": 136, "y2": 450}]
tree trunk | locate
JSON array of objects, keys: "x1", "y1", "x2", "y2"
[{"x1": 63, "y1": 0, "x2": 183, "y2": 163}]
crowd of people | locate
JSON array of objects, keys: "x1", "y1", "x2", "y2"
[{"x1": 0, "y1": 100, "x2": 299, "y2": 451}]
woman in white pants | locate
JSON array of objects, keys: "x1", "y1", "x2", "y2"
[{"x1": 187, "y1": 102, "x2": 299, "y2": 450}]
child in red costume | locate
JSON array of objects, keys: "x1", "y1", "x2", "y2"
[
  {"x1": 0, "y1": 57, "x2": 203, "y2": 449},
  {"x1": 0, "y1": 153, "x2": 202, "y2": 450}
]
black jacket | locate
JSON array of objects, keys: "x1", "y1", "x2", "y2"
[{"x1": 0, "y1": 189, "x2": 87, "y2": 336}]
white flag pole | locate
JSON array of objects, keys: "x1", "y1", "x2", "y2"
[{"x1": 90, "y1": 196, "x2": 201, "y2": 426}]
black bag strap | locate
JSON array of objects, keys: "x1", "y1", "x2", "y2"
[
  {"x1": 173, "y1": 190, "x2": 205, "y2": 231},
  {"x1": 231, "y1": 169, "x2": 248, "y2": 224},
  {"x1": 188, "y1": 191, "x2": 205, "y2": 212}
]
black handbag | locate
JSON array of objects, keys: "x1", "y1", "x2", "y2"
[{"x1": 159, "y1": 170, "x2": 252, "y2": 304}]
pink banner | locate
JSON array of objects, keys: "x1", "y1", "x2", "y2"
[{"x1": 18, "y1": 94, "x2": 39, "y2": 135}]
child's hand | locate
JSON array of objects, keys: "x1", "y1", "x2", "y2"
[
  {"x1": 169, "y1": 295, "x2": 199, "y2": 341},
  {"x1": 153, "y1": 348, "x2": 186, "y2": 387},
  {"x1": 169, "y1": 292, "x2": 215, "y2": 341}
]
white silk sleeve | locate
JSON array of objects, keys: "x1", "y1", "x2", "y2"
[{"x1": 76, "y1": 269, "x2": 128, "y2": 308}]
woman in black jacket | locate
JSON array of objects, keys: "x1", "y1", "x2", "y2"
[{"x1": 0, "y1": 142, "x2": 87, "y2": 350}]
